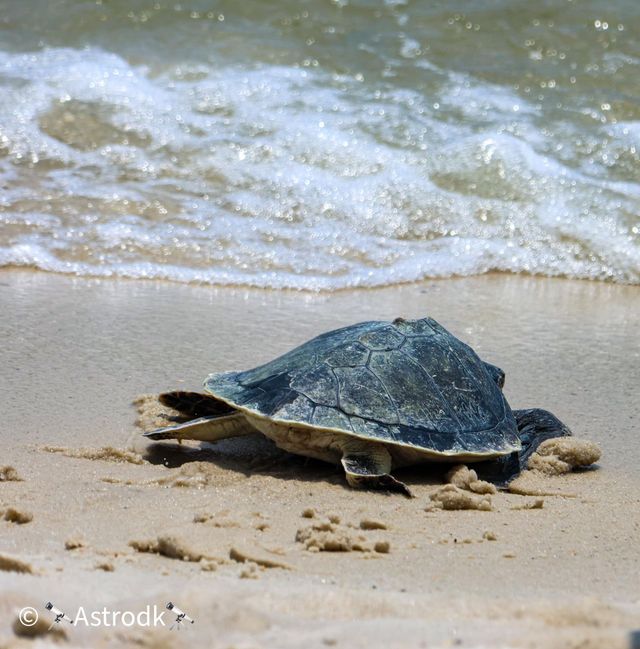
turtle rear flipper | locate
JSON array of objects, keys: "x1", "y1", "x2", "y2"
[
  {"x1": 159, "y1": 391, "x2": 236, "y2": 419},
  {"x1": 144, "y1": 413, "x2": 251, "y2": 442},
  {"x1": 474, "y1": 408, "x2": 572, "y2": 485},
  {"x1": 341, "y1": 443, "x2": 413, "y2": 497}
]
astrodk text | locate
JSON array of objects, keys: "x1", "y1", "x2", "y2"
[{"x1": 73, "y1": 605, "x2": 165, "y2": 627}]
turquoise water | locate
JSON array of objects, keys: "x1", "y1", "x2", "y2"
[{"x1": 0, "y1": 0, "x2": 638, "y2": 288}]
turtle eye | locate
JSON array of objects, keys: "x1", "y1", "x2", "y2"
[{"x1": 497, "y1": 371, "x2": 505, "y2": 389}]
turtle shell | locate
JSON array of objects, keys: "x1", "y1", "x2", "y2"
[{"x1": 205, "y1": 317, "x2": 520, "y2": 456}]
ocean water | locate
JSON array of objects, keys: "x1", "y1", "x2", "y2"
[{"x1": 0, "y1": 0, "x2": 638, "y2": 289}]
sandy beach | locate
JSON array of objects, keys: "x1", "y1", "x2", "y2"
[
  {"x1": 1, "y1": 2, "x2": 639, "y2": 646},
  {"x1": 0, "y1": 268, "x2": 638, "y2": 648}
]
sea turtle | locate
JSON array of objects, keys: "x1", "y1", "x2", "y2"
[{"x1": 144, "y1": 317, "x2": 574, "y2": 495}]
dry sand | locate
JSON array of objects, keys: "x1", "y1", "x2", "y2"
[{"x1": 1, "y1": 269, "x2": 639, "y2": 649}]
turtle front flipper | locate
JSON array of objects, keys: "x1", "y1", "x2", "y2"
[
  {"x1": 474, "y1": 408, "x2": 572, "y2": 485},
  {"x1": 341, "y1": 443, "x2": 413, "y2": 497}
]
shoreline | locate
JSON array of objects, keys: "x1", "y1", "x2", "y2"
[
  {"x1": 1, "y1": 263, "x2": 637, "y2": 295},
  {"x1": 1, "y1": 269, "x2": 638, "y2": 648}
]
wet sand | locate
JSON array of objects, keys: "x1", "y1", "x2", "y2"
[{"x1": 1, "y1": 269, "x2": 639, "y2": 648}]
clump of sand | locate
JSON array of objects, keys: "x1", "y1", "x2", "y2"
[
  {"x1": 64, "y1": 536, "x2": 86, "y2": 550},
  {"x1": 360, "y1": 518, "x2": 388, "y2": 530},
  {"x1": 372, "y1": 541, "x2": 390, "y2": 553},
  {"x1": 2, "y1": 507, "x2": 33, "y2": 524},
  {"x1": 527, "y1": 438, "x2": 601, "y2": 475},
  {"x1": 0, "y1": 553, "x2": 34, "y2": 574},
  {"x1": 12, "y1": 611, "x2": 66, "y2": 640},
  {"x1": 129, "y1": 534, "x2": 214, "y2": 562},
  {"x1": 40, "y1": 445, "x2": 145, "y2": 465},
  {"x1": 0, "y1": 466, "x2": 22, "y2": 481},
  {"x1": 427, "y1": 464, "x2": 495, "y2": 511},
  {"x1": 507, "y1": 437, "x2": 601, "y2": 496},
  {"x1": 446, "y1": 464, "x2": 497, "y2": 494},
  {"x1": 296, "y1": 518, "x2": 389, "y2": 553},
  {"x1": 239, "y1": 562, "x2": 260, "y2": 579},
  {"x1": 200, "y1": 559, "x2": 218, "y2": 572},
  {"x1": 428, "y1": 484, "x2": 493, "y2": 511},
  {"x1": 193, "y1": 511, "x2": 240, "y2": 527}
]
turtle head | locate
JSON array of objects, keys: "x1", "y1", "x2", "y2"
[{"x1": 484, "y1": 362, "x2": 505, "y2": 389}]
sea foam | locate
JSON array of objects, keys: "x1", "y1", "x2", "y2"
[{"x1": 0, "y1": 44, "x2": 638, "y2": 289}]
